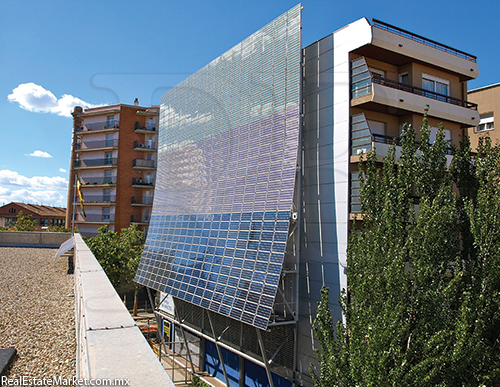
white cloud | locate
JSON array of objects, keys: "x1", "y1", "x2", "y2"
[
  {"x1": 0, "y1": 170, "x2": 68, "y2": 207},
  {"x1": 7, "y1": 82, "x2": 99, "y2": 117},
  {"x1": 0, "y1": 170, "x2": 68, "y2": 190},
  {"x1": 0, "y1": 187, "x2": 66, "y2": 208},
  {"x1": 59, "y1": 168, "x2": 67, "y2": 173},
  {"x1": 26, "y1": 150, "x2": 53, "y2": 158}
]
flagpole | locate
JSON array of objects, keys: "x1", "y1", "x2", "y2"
[{"x1": 72, "y1": 174, "x2": 77, "y2": 235}]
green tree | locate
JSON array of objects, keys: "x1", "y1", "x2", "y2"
[
  {"x1": 84, "y1": 223, "x2": 145, "y2": 315},
  {"x1": 13, "y1": 210, "x2": 37, "y2": 231},
  {"x1": 311, "y1": 117, "x2": 500, "y2": 385}
]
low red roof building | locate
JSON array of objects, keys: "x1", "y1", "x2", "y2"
[{"x1": 0, "y1": 202, "x2": 66, "y2": 229}]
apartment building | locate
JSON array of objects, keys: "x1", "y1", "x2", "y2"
[
  {"x1": 135, "y1": 6, "x2": 478, "y2": 386},
  {"x1": 66, "y1": 101, "x2": 159, "y2": 237},
  {"x1": 467, "y1": 83, "x2": 500, "y2": 150}
]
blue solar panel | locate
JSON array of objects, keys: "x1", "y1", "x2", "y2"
[{"x1": 135, "y1": 4, "x2": 301, "y2": 330}]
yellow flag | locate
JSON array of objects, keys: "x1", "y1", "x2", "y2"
[{"x1": 76, "y1": 178, "x2": 86, "y2": 219}]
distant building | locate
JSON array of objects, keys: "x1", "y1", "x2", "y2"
[
  {"x1": 467, "y1": 83, "x2": 500, "y2": 150},
  {"x1": 0, "y1": 202, "x2": 66, "y2": 229},
  {"x1": 65, "y1": 101, "x2": 159, "y2": 237},
  {"x1": 135, "y1": 6, "x2": 479, "y2": 387}
]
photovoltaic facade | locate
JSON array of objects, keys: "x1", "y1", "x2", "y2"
[{"x1": 135, "y1": 4, "x2": 302, "y2": 330}]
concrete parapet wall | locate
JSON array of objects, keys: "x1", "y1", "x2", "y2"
[
  {"x1": 0, "y1": 231, "x2": 72, "y2": 248},
  {"x1": 73, "y1": 234, "x2": 174, "y2": 386}
]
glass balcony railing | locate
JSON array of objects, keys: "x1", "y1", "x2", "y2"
[
  {"x1": 132, "y1": 178, "x2": 154, "y2": 186},
  {"x1": 133, "y1": 141, "x2": 157, "y2": 150},
  {"x1": 80, "y1": 177, "x2": 117, "y2": 185},
  {"x1": 76, "y1": 121, "x2": 120, "y2": 132},
  {"x1": 74, "y1": 195, "x2": 116, "y2": 204},
  {"x1": 75, "y1": 139, "x2": 118, "y2": 150},
  {"x1": 76, "y1": 214, "x2": 115, "y2": 222},
  {"x1": 133, "y1": 159, "x2": 155, "y2": 168},
  {"x1": 131, "y1": 196, "x2": 154, "y2": 205},
  {"x1": 74, "y1": 158, "x2": 118, "y2": 168}
]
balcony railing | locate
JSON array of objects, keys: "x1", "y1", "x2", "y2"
[
  {"x1": 371, "y1": 75, "x2": 478, "y2": 110},
  {"x1": 135, "y1": 123, "x2": 156, "y2": 132},
  {"x1": 77, "y1": 214, "x2": 115, "y2": 222},
  {"x1": 372, "y1": 19, "x2": 477, "y2": 63},
  {"x1": 130, "y1": 215, "x2": 150, "y2": 223},
  {"x1": 74, "y1": 158, "x2": 118, "y2": 168},
  {"x1": 131, "y1": 196, "x2": 154, "y2": 205},
  {"x1": 133, "y1": 159, "x2": 155, "y2": 168},
  {"x1": 353, "y1": 132, "x2": 453, "y2": 156},
  {"x1": 133, "y1": 141, "x2": 157, "y2": 150},
  {"x1": 132, "y1": 178, "x2": 154, "y2": 186},
  {"x1": 74, "y1": 195, "x2": 116, "y2": 204},
  {"x1": 80, "y1": 177, "x2": 117, "y2": 185},
  {"x1": 76, "y1": 121, "x2": 120, "y2": 132},
  {"x1": 76, "y1": 139, "x2": 118, "y2": 150}
]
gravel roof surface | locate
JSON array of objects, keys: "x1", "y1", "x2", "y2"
[{"x1": 0, "y1": 247, "x2": 75, "y2": 377}]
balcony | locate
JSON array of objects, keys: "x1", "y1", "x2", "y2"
[
  {"x1": 76, "y1": 121, "x2": 120, "y2": 133},
  {"x1": 133, "y1": 159, "x2": 155, "y2": 169},
  {"x1": 370, "y1": 19, "x2": 478, "y2": 79},
  {"x1": 74, "y1": 158, "x2": 118, "y2": 168},
  {"x1": 75, "y1": 139, "x2": 118, "y2": 151},
  {"x1": 130, "y1": 215, "x2": 150, "y2": 224},
  {"x1": 132, "y1": 178, "x2": 154, "y2": 187},
  {"x1": 74, "y1": 214, "x2": 115, "y2": 223},
  {"x1": 350, "y1": 114, "x2": 453, "y2": 166},
  {"x1": 134, "y1": 124, "x2": 156, "y2": 133},
  {"x1": 372, "y1": 19, "x2": 476, "y2": 63},
  {"x1": 74, "y1": 195, "x2": 116, "y2": 205},
  {"x1": 351, "y1": 57, "x2": 479, "y2": 126},
  {"x1": 131, "y1": 196, "x2": 154, "y2": 205},
  {"x1": 80, "y1": 176, "x2": 117, "y2": 186},
  {"x1": 133, "y1": 141, "x2": 157, "y2": 150},
  {"x1": 371, "y1": 76, "x2": 477, "y2": 109}
]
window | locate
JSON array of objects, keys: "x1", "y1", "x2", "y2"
[
  {"x1": 106, "y1": 115, "x2": 115, "y2": 128},
  {"x1": 422, "y1": 73, "x2": 450, "y2": 98},
  {"x1": 476, "y1": 113, "x2": 494, "y2": 133},
  {"x1": 148, "y1": 117, "x2": 154, "y2": 130},
  {"x1": 104, "y1": 170, "x2": 112, "y2": 184},
  {"x1": 145, "y1": 172, "x2": 152, "y2": 184},
  {"x1": 367, "y1": 120, "x2": 386, "y2": 136},
  {"x1": 105, "y1": 133, "x2": 113, "y2": 147},
  {"x1": 103, "y1": 188, "x2": 111, "y2": 202},
  {"x1": 370, "y1": 68, "x2": 385, "y2": 79},
  {"x1": 102, "y1": 207, "x2": 110, "y2": 221},
  {"x1": 399, "y1": 72, "x2": 409, "y2": 85},
  {"x1": 8, "y1": 207, "x2": 16, "y2": 214},
  {"x1": 429, "y1": 127, "x2": 451, "y2": 144},
  {"x1": 104, "y1": 152, "x2": 113, "y2": 165}
]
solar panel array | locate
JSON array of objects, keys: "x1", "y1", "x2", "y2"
[{"x1": 135, "y1": 4, "x2": 302, "y2": 330}]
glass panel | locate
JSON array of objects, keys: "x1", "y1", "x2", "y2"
[{"x1": 135, "y1": 5, "x2": 302, "y2": 331}]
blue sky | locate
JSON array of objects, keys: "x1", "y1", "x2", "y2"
[{"x1": 1, "y1": 0, "x2": 498, "y2": 207}]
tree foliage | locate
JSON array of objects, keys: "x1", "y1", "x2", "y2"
[
  {"x1": 12, "y1": 210, "x2": 37, "y2": 231},
  {"x1": 84, "y1": 223, "x2": 145, "y2": 290},
  {"x1": 311, "y1": 117, "x2": 500, "y2": 386}
]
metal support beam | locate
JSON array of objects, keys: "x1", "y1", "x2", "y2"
[
  {"x1": 173, "y1": 298, "x2": 196, "y2": 375},
  {"x1": 256, "y1": 328, "x2": 275, "y2": 387},
  {"x1": 207, "y1": 310, "x2": 231, "y2": 387}
]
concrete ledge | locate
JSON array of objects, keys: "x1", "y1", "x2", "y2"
[
  {"x1": 0, "y1": 231, "x2": 72, "y2": 248},
  {"x1": 73, "y1": 234, "x2": 174, "y2": 386}
]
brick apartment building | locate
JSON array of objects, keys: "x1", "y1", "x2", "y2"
[
  {"x1": 65, "y1": 100, "x2": 158, "y2": 237},
  {"x1": 0, "y1": 202, "x2": 66, "y2": 229}
]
